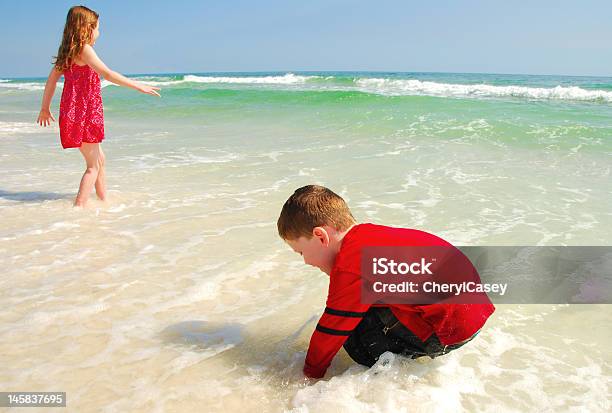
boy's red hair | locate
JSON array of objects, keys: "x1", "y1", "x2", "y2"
[{"x1": 277, "y1": 185, "x2": 356, "y2": 240}]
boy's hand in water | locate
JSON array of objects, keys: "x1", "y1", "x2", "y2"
[
  {"x1": 301, "y1": 375, "x2": 317, "y2": 385},
  {"x1": 136, "y1": 83, "x2": 161, "y2": 97},
  {"x1": 37, "y1": 108, "x2": 56, "y2": 127}
]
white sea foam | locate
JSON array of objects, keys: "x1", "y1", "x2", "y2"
[
  {"x1": 118, "y1": 149, "x2": 241, "y2": 170},
  {"x1": 0, "y1": 121, "x2": 51, "y2": 135},
  {"x1": 129, "y1": 73, "x2": 316, "y2": 86},
  {"x1": 356, "y1": 78, "x2": 612, "y2": 102},
  {"x1": 0, "y1": 81, "x2": 47, "y2": 91},
  {"x1": 183, "y1": 73, "x2": 315, "y2": 84},
  {"x1": 131, "y1": 78, "x2": 185, "y2": 86},
  {"x1": 132, "y1": 73, "x2": 612, "y2": 102},
  {"x1": 3, "y1": 74, "x2": 611, "y2": 103},
  {"x1": 0, "y1": 79, "x2": 110, "y2": 91}
]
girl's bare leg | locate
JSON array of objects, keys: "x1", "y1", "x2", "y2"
[
  {"x1": 74, "y1": 142, "x2": 102, "y2": 207},
  {"x1": 94, "y1": 144, "x2": 106, "y2": 201}
]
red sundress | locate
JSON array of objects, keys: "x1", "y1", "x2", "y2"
[{"x1": 59, "y1": 63, "x2": 104, "y2": 149}]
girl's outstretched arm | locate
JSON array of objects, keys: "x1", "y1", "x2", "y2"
[
  {"x1": 37, "y1": 67, "x2": 62, "y2": 127},
  {"x1": 81, "y1": 44, "x2": 161, "y2": 96}
]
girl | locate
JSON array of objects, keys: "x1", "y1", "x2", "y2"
[{"x1": 37, "y1": 5, "x2": 160, "y2": 207}]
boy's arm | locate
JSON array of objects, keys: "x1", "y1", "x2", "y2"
[
  {"x1": 303, "y1": 270, "x2": 371, "y2": 378},
  {"x1": 37, "y1": 67, "x2": 62, "y2": 126},
  {"x1": 80, "y1": 45, "x2": 160, "y2": 96}
]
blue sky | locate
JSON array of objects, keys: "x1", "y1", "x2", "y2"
[{"x1": 1, "y1": 0, "x2": 611, "y2": 78}]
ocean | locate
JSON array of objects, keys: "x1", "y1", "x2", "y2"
[{"x1": 1, "y1": 72, "x2": 611, "y2": 412}]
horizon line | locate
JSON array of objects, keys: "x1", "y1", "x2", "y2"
[{"x1": 2, "y1": 69, "x2": 612, "y2": 81}]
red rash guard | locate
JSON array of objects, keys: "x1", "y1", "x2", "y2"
[{"x1": 303, "y1": 223, "x2": 495, "y2": 379}]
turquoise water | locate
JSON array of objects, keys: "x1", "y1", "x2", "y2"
[
  {"x1": 1, "y1": 72, "x2": 611, "y2": 411},
  {"x1": 106, "y1": 72, "x2": 612, "y2": 157}
]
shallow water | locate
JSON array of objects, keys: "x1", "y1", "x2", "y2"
[{"x1": 1, "y1": 72, "x2": 611, "y2": 412}]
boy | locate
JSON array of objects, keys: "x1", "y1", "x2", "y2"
[{"x1": 277, "y1": 185, "x2": 495, "y2": 379}]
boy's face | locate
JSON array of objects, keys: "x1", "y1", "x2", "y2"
[{"x1": 285, "y1": 227, "x2": 337, "y2": 275}]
